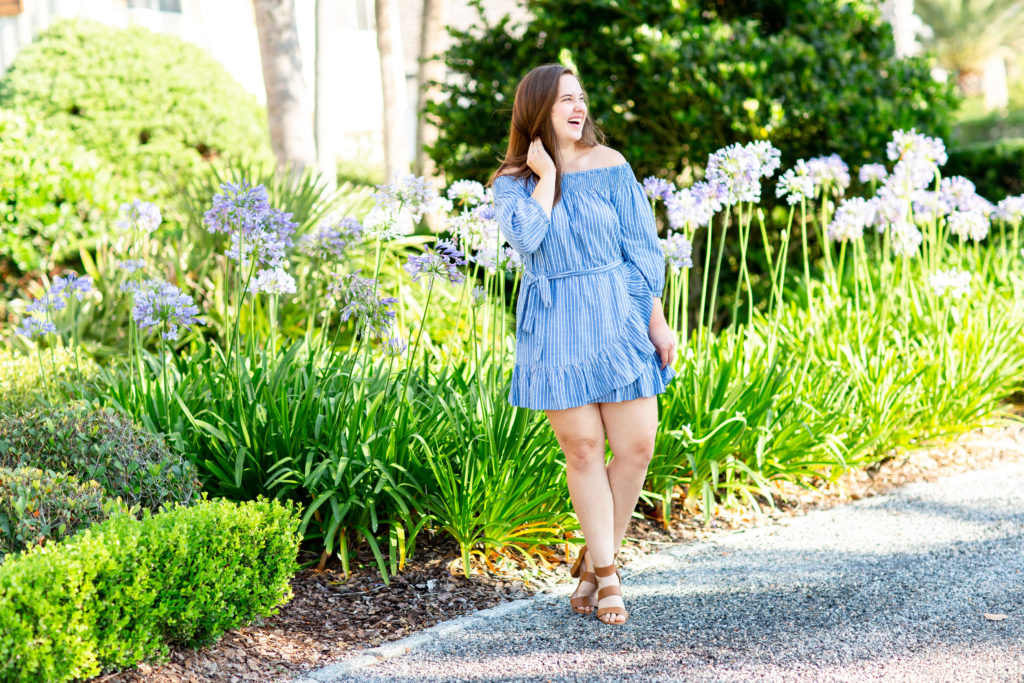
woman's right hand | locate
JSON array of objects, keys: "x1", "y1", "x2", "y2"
[{"x1": 527, "y1": 137, "x2": 556, "y2": 178}]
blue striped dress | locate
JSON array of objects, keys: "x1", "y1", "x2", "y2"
[{"x1": 493, "y1": 162, "x2": 676, "y2": 410}]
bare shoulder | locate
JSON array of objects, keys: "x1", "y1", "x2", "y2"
[{"x1": 589, "y1": 145, "x2": 627, "y2": 168}]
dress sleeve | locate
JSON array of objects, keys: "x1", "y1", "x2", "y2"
[
  {"x1": 492, "y1": 175, "x2": 551, "y2": 255},
  {"x1": 612, "y1": 170, "x2": 666, "y2": 298}
]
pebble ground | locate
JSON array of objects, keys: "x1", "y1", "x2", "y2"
[{"x1": 301, "y1": 460, "x2": 1024, "y2": 682}]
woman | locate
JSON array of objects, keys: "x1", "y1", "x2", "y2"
[{"x1": 490, "y1": 64, "x2": 677, "y2": 626}]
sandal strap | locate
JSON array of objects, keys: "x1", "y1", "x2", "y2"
[
  {"x1": 593, "y1": 563, "x2": 618, "y2": 577},
  {"x1": 596, "y1": 606, "x2": 628, "y2": 619},
  {"x1": 597, "y1": 584, "x2": 622, "y2": 600},
  {"x1": 569, "y1": 544, "x2": 588, "y2": 578},
  {"x1": 578, "y1": 571, "x2": 597, "y2": 586},
  {"x1": 570, "y1": 595, "x2": 596, "y2": 608}
]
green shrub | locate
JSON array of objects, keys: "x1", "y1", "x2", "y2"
[
  {"x1": 0, "y1": 347, "x2": 99, "y2": 415},
  {"x1": 0, "y1": 403, "x2": 200, "y2": 511},
  {"x1": 945, "y1": 138, "x2": 1024, "y2": 200},
  {"x1": 0, "y1": 496, "x2": 301, "y2": 682},
  {"x1": 0, "y1": 18, "x2": 271, "y2": 212},
  {"x1": 426, "y1": 0, "x2": 957, "y2": 181},
  {"x1": 0, "y1": 109, "x2": 116, "y2": 273},
  {"x1": 0, "y1": 466, "x2": 118, "y2": 558}
]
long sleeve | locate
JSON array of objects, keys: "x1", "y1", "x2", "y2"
[
  {"x1": 493, "y1": 175, "x2": 551, "y2": 255},
  {"x1": 612, "y1": 173, "x2": 666, "y2": 298}
]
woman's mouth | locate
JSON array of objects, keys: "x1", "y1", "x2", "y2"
[{"x1": 568, "y1": 116, "x2": 583, "y2": 129}]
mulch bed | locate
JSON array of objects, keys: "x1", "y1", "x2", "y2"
[{"x1": 96, "y1": 414, "x2": 1024, "y2": 683}]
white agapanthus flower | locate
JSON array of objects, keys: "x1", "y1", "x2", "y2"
[
  {"x1": 929, "y1": 268, "x2": 971, "y2": 299},
  {"x1": 254, "y1": 267, "x2": 297, "y2": 295}
]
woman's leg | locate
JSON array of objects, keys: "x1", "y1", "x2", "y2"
[
  {"x1": 544, "y1": 403, "x2": 617, "y2": 612},
  {"x1": 599, "y1": 396, "x2": 659, "y2": 552}
]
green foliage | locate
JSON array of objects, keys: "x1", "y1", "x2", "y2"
[
  {"x1": 0, "y1": 497, "x2": 301, "y2": 682},
  {"x1": 0, "y1": 466, "x2": 117, "y2": 558},
  {"x1": 426, "y1": 0, "x2": 957, "y2": 181},
  {"x1": 945, "y1": 138, "x2": 1024, "y2": 199},
  {"x1": 0, "y1": 110, "x2": 116, "y2": 273},
  {"x1": 0, "y1": 346, "x2": 99, "y2": 415},
  {"x1": 0, "y1": 18, "x2": 271, "y2": 213},
  {"x1": 0, "y1": 403, "x2": 200, "y2": 511}
]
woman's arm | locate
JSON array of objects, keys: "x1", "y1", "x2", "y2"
[{"x1": 527, "y1": 137, "x2": 556, "y2": 217}]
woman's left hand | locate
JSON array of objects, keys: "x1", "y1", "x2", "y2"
[{"x1": 649, "y1": 316, "x2": 677, "y2": 371}]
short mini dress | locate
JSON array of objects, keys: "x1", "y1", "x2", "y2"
[{"x1": 493, "y1": 162, "x2": 676, "y2": 411}]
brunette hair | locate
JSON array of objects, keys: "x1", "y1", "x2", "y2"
[{"x1": 487, "y1": 64, "x2": 606, "y2": 205}]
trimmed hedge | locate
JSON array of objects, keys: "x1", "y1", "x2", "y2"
[
  {"x1": 0, "y1": 109, "x2": 116, "y2": 273},
  {"x1": 0, "y1": 403, "x2": 200, "y2": 511},
  {"x1": 0, "y1": 496, "x2": 301, "y2": 682},
  {"x1": 0, "y1": 466, "x2": 119, "y2": 557},
  {"x1": 0, "y1": 18, "x2": 271, "y2": 214},
  {"x1": 945, "y1": 138, "x2": 1024, "y2": 200}
]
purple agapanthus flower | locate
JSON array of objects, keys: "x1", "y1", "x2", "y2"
[
  {"x1": 50, "y1": 272, "x2": 93, "y2": 302},
  {"x1": 118, "y1": 199, "x2": 162, "y2": 234},
  {"x1": 662, "y1": 232, "x2": 694, "y2": 271},
  {"x1": 642, "y1": 177, "x2": 675, "y2": 202},
  {"x1": 403, "y1": 239, "x2": 467, "y2": 286},
  {"x1": 131, "y1": 279, "x2": 202, "y2": 340},
  {"x1": 203, "y1": 181, "x2": 271, "y2": 235},
  {"x1": 775, "y1": 161, "x2": 815, "y2": 205},
  {"x1": 858, "y1": 163, "x2": 888, "y2": 184},
  {"x1": 328, "y1": 270, "x2": 399, "y2": 339},
  {"x1": 806, "y1": 154, "x2": 850, "y2": 196},
  {"x1": 253, "y1": 267, "x2": 297, "y2": 295},
  {"x1": 299, "y1": 216, "x2": 363, "y2": 260},
  {"x1": 15, "y1": 317, "x2": 57, "y2": 338},
  {"x1": 995, "y1": 196, "x2": 1024, "y2": 224},
  {"x1": 117, "y1": 259, "x2": 146, "y2": 273},
  {"x1": 27, "y1": 293, "x2": 68, "y2": 315},
  {"x1": 374, "y1": 174, "x2": 444, "y2": 221},
  {"x1": 381, "y1": 335, "x2": 408, "y2": 357},
  {"x1": 705, "y1": 141, "x2": 779, "y2": 205},
  {"x1": 227, "y1": 228, "x2": 289, "y2": 270},
  {"x1": 827, "y1": 197, "x2": 875, "y2": 242}
]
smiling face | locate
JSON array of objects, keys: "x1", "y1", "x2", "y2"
[{"x1": 549, "y1": 73, "x2": 587, "y2": 146}]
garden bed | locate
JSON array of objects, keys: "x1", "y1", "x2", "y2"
[{"x1": 97, "y1": 412, "x2": 1024, "y2": 683}]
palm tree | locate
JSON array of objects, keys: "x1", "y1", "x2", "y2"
[
  {"x1": 915, "y1": 0, "x2": 1024, "y2": 110},
  {"x1": 376, "y1": 0, "x2": 411, "y2": 179}
]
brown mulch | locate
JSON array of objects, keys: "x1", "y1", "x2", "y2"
[{"x1": 95, "y1": 412, "x2": 1024, "y2": 683}]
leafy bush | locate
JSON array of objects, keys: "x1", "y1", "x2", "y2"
[
  {"x1": 0, "y1": 18, "x2": 271, "y2": 211},
  {"x1": 945, "y1": 139, "x2": 1024, "y2": 200},
  {"x1": 0, "y1": 496, "x2": 301, "y2": 682},
  {"x1": 0, "y1": 110, "x2": 116, "y2": 273},
  {"x1": 0, "y1": 403, "x2": 200, "y2": 511},
  {"x1": 426, "y1": 0, "x2": 957, "y2": 181},
  {"x1": 0, "y1": 466, "x2": 117, "y2": 558},
  {"x1": 0, "y1": 346, "x2": 99, "y2": 415}
]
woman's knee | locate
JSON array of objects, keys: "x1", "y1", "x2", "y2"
[{"x1": 561, "y1": 434, "x2": 606, "y2": 471}]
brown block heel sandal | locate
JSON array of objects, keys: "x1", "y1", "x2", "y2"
[
  {"x1": 594, "y1": 563, "x2": 628, "y2": 625},
  {"x1": 569, "y1": 544, "x2": 597, "y2": 614}
]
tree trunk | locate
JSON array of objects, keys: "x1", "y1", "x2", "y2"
[
  {"x1": 982, "y1": 52, "x2": 1009, "y2": 112},
  {"x1": 376, "y1": 0, "x2": 410, "y2": 180},
  {"x1": 883, "y1": 0, "x2": 916, "y2": 58},
  {"x1": 315, "y1": 0, "x2": 337, "y2": 188},
  {"x1": 252, "y1": 0, "x2": 317, "y2": 172},
  {"x1": 415, "y1": 0, "x2": 445, "y2": 182}
]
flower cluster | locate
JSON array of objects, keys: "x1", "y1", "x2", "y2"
[
  {"x1": 775, "y1": 160, "x2": 815, "y2": 205},
  {"x1": 705, "y1": 140, "x2": 781, "y2": 205},
  {"x1": 381, "y1": 335, "x2": 408, "y2": 357},
  {"x1": 827, "y1": 198, "x2": 875, "y2": 243},
  {"x1": 328, "y1": 270, "x2": 399, "y2": 339},
  {"x1": 253, "y1": 267, "x2": 297, "y2": 295},
  {"x1": 203, "y1": 181, "x2": 271, "y2": 235},
  {"x1": 131, "y1": 279, "x2": 202, "y2": 341},
  {"x1": 890, "y1": 220, "x2": 924, "y2": 257},
  {"x1": 299, "y1": 216, "x2": 363, "y2": 260},
  {"x1": 662, "y1": 232, "x2": 694, "y2": 271},
  {"x1": 643, "y1": 177, "x2": 674, "y2": 203},
  {"x1": 947, "y1": 211, "x2": 990, "y2": 242},
  {"x1": 806, "y1": 154, "x2": 851, "y2": 196},
  {"x1": 858, "y1": 163, "x2": 888, "y2": 185},
  {"x1": 471, "y1": 244, "x2": 522, "y2": 273},
  {"x1": 404, "y1": 239, "x2": 468, "y2": 286},
  {"x1": 16, "y1": 271, "x2": 94, "y2": 339},
  {"x1": 15, "y1": 317, "x2": 57, "y2": 339},
  {"x1": 995, "y1": 195, "x2": 1024, "y2": 224},
  {"x1": 666, "y1": 182, "x2": 724, "y2": 230},
  {"x1": 928, "y1": 268, "x2": 971, "y2": 299},
  {"x1": 118, "y1": 199, "x2": 162, "y2": 234},
  {"x1": 364, "y1": 174, "x2": 450, "y2": 241},
  {"x1": 447, "y1": 180, "x2": 490, "y2": 207}
]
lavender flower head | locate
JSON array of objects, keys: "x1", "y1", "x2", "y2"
[
  {"x1": 775, "y1": 160, "x2": 815, "y2": 205},
  {"x1": 227, "y1": 227, "x2": 289, "y2": 270},
  {"x1": 132, "y1": 279, "x2": 202, "y2": 341},
  {"x1": 118, "y1": 199, "x2": 162, "y2": 234},
  {"x1": 117, "y1": 259, "x2": 146, "y2": 274},
  {"x1": 995, "y1": 195, "x2": 1024, "y2": 224},
  {"x1": 404, "y1": 239, "x2": 467, "y2": 286},
  {"x1": 363, "y1": 205, "x2": 414, "y2": 241},
  {"x1": 203, "y1": 181, "x2": 271, "y2": 235},
  {"x1": 666, "y1": 182, "x2": 721, "y2": 230},
  {"x1": 910, "y1": 188, "x2": 952, "y2": 225},
  {"x1": 889, "y1": 220, "x2": 924, "y2": 257},
  {"x1": 447, "y1": 208, "x2": 499, "y2": 254},
  {"x1": 642, "y1": 177, "x2": 675, "y2": 203},
  {"x1": 381, "y1": 335, "x2": 408, "y2": 357},
  {"x1": 662, "y1": 232, "x2": 694, "y2": 271},
  {"x1": 747, "y1": 140, "x2": 782, "y2": 178},
  {"x1": 827, "y1": 197, "x2": 875, "y2": 242},
  {"x1": 265, "y1": 208, "x2": 298, "y2": 248},
  {"x1": 472, "y1": 244, "x2": 521, "y2": 273},
  {"x1": 471, "y1": 286, "x2": 487, "y2": 307},
  {"x1": 50, "y1": 272, "x2": 93, "y2": 302},
  {"x1": 858, "y1": 163, "x2": 888, "y2": 184},
  {"x1": 947, "y1": 211, "x2": 989, "y2": 242},
  {"x1": 328, "y1": 270, "x2": 398, "y2": 339},
  {"x1": 706, "y1": 140, "x2": 779, "y2": 206},
  {"x1": 447, "y1": 180, "x2": 489, "y2": 207},
  {"x1": 299, "y1": 216, "x2": 363, "y2": 260},
  {"x1": 374, "y1": 173, "x2": 445, "y2": 221},
  {"x1": 886, "y1": 129, "x2": 947, "y2": 191},
  {"x1": 929, "y1": 268, "x2": 972, "y2": 299},
  {"x1": 806, "y1": 154, "x2": 851, "y2": 196},
  {"x1": 26, "y1": 293, "x2": 68, "y2": 315},
  {"x1": 15, "y1": 316, "x2": 57, "y2": 339},
  {"x1": 254, "y1": 268, "x2": 297, "y2": 295}
]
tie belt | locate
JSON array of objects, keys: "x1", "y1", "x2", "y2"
[{"x1": 519, "y1": 259, "x2": 624, "y2": 334}]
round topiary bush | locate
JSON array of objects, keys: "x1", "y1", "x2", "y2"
[
  {"x1": 0, "y1": 402, "x2": 201, "y2": 512},
  {"x1": 0, "y1": 109, "x2": 117, "y2": 273},
  {"x1": 0, "y1": 18, "x2": 272, "y2": 210},
  {"x1": 0, "y1": 466, "x2": 117, "y2": 558}
]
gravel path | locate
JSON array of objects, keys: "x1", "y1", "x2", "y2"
[{"x1": 300, "y1": 459, "x2": 1024, "y2": 683}]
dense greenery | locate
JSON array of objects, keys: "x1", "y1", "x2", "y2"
[
  {"x1": 0, "y1": 19, "x2": 271, "y2": 222},
  {"x1": 946, "y1": 138, "x2": 1024, "y2": 199},
  {"x1": 0, "y1": 347, "x2": 99, "y2": 415},
  {"x1": 425, "y1": 0, "x2": 957, "y2": 182},
  {"x1": 0, "y1": 110, "x2": 116, "y2": 273},
  {"x1": 0, "y1": 403, "x2": 200, "y2": 512},
  {"x1": 0, "y1": 497, "x2": 301, "y2": 682},
  {"x1": 0, "y1": 466, "x2": 117, "y2": 557}
]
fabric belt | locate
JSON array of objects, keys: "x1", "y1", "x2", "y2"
[{"x1": 519, "y1": 259, "x2": 624, "y2": 335}]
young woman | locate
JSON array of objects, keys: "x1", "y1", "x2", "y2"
[{"x1": 489, "y1": 64, "x2": 677, "y2": 625}]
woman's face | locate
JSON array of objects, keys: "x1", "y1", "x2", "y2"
[{"x1": 549, "y1": 74, "x2": 587, "y2": 146}]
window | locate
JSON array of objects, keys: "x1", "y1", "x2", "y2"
[{"x1": 126, "y1": 0, "x2": 183, "y2": 12}]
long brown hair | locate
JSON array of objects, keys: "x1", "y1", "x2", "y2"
[{"x1": 487, "y1": 64, "x2": 606, "y2": 205}]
